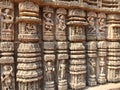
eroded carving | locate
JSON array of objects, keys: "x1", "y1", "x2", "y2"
[
  {"x1": 1, "y1": 65, "x2": 13, "y2": 90},
  {"x1": 45, "y1": 61, "x2": 55, "y2": 82},
  {"x1": 1, "y1": 8, "x2": 13, "y2": 30}
]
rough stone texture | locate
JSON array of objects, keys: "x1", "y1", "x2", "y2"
[{"x1": 0, "y1": 0, "x2": 120, "y2": 90}]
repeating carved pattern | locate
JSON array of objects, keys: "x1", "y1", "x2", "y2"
[
  {"x1": 87, "y1": 41, "x2": 97, "y2": 86},
  {"x1": 0, "y1": 0, "x2": 15, "y2": 90},
  {"x1": 97, "y1": 13, "x2": 107, "y2": 84},
  {"x1": 56, "y1": 8, "x2": 68, "y2": 90},
  {"x1": 68, "y1": 9, "x2": 87, "y2": 89},
  {"x1": 16, "y1": 1, "x2": 42, "y2": 90},
  {"x1": 0, "y1": 0, "x2": 120, "y2": 90},
  {"x1": 107, "y1": 14, "x2": 120, "y2": 82},
  {"x1": 43, "y1": 6, "x2": 55, "y2": 90}
]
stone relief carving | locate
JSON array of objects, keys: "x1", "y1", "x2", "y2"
[
  {"x1": 44, "y1": 55, "x2": 55, "y2": 90},
  {"x1": 44, "y1": 12, "x2": 54, "y2": 32},
  {"x1": 1, "y1": 8, "x2": 13, "y2": 30},
  {"x1": 25, "y1": 23, "x2": 36, "y2": 34},
  {"x1": 58, "y1": 60, "x2": 66, "y2": 80},
  {"x1": 1, "y1": 65, "x2": 13, "y2": 90},
  {"x1": 56, "y1": 8, "x2": 66, "y2": 32},
  {"x1": 68, "y1": 9, "x2": 87, "y2": 90},
  {"x1": 45, "y1": 61, "x2": 55, "y2": 82},
  {"x1": 88, "y1": 58, "x2": 96, "y2": 76},
  {"x1": 43, "y1": 7, "x2": 54, "y2": 41},
  {"x1": 87, "y1": 12, "x2": 96, "y2": 34},
  {"x1": 17, "y1": 1, "x2": 42, "y2": 90},
  {"x1": 97, "y1": 13, "x2": 107, "y2": 40},
  {"x1": 0, "y1": 0, "x2": 120, "y2": 90},
  {"x1": 0, "y1": 0, "x2": 15, "y2": 90}
]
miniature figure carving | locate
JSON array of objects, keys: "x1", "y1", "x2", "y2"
[
  {"x1": 58, "y1": 60, "x2": 66, "y2": 80},
  {"x1": 99, "y1": 58, "x2": 105, "y2": 75},
  {"x1": 1, "y1": 65, "x2": 13, "y2": 90},
  {"x1": 88, "y1": 58, "x2": 96, "y2": 75},
  {"x1": 98, "y1": 18, "x2": 106, "y2": 33},
  {"x1": 1, "y1": 8, "x2": 13, "y2": 30},
  {"x1": 45, "y1": 61, "x2": 55, "y2": 81},
  {"x1": 57, "y1": 14, "x2": 66, "y2": 31},
  {"x1": 44, "y1": 12, "x2": 54, "y2": 32},
  {"x1": 25, "y1": 23, "x2": 36, "y2": 34},
  {"x1": 87, "y1": 16, "x2": 96, "y2": 33}
]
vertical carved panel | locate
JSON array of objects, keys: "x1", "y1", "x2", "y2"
[
  {"x1": 107, "y1": 14, "x2": 120, "y2": 82},
  {"x1": 0, "y1": 0, "x2": 15, "y2": 90},
  {"x1": 56, "y1": 8, "x2": 68, "y2": 90},
  {"x1": 87, "y1": 12, "x2": 97, "y2": 86},
  {"x1": 87, "y1": 41, "x2": 97, "y2": 86},
  {"x1": 87, "y1": 12, "x2": 97, "y2": 41},
  {"x1": 97, "y1": 41, "x2": 107, "y2": 84},
  {"x1": 43, "y1": 6, "x2": 55, "y2": 90},
  {"x1": 68, "y1": 9, "x2": 87, "y2": 89},
  {"x1": 17, "y1": 1, "x2": 42, "y2": 90},
  {"x1": 97, "y1": 13, "x2": 107, "y2": 84}
]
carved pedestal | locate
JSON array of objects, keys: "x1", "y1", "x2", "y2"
[
  {"x1": 16, "y1": 1, "x2": 42, "y2": 90},
  {"x1": 68, "y1": 9, "x2": 87, "y2": 89}
]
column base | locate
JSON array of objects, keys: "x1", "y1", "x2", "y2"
[
  {"x1": 44, "y1": 81, "x2": 55, "y2": 90},
  {"x1": 58, "y1": 79, "x2": 67, "y2": 90},
  {"x1": 88, "y1": 76, "x2": 97, "y2": 86},
  {"x1": 98, "y1": 74, "x2": 106, "y2": 84}
]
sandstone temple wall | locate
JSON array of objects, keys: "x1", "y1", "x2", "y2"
[{"x1": 0, "y1": 0, "x2": 120, "y2": 90}]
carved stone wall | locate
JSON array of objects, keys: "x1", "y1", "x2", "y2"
[{"x1": 0, "y1": 0, "x2": 120, "y2": 90}]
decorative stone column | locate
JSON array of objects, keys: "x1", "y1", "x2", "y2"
[
  {"x1": 43, "y1": 6, "x2": 55, "y2": 90},
  {"x1": 55, "y1": 8, "x2": 68, "y2": 90},
  {"x1": 16, "y1": 1, "x2": 42, "y2": 90},
  {"x1": 68, "y1": 9, "x2": 87, "y2": 89},
  {"x1": 86, "y1": 11, "x2": 97, "y2": 86},
  {"x1": 97, "y1": 13, "x2": 107, "y2": 84},
  {"x1": 107, "y1": 14, "x2": 120, "y2": 82},
  {"x1": 0, "y1": 0, "x2": 15, "y2": 90}
]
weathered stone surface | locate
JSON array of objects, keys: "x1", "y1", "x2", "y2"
[{"x1": 0, "y1": 0, "x2": 120, "y2": 90}]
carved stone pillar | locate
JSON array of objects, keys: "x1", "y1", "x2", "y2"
[
  {"x1": 97, "y1": 41, "x2": 107, "y2": 84},
  {"x1": 16, "y1": 1, "x2": 42, "y2": 90},
  {"x1": 68, "y1": 9, "x2": 87, "y2": 89},
  {"x1": 107, "y1": 14, "x2": 120, "y2": 82},
  {"x1": 43, "y1": 6, "x2": 55, "y2": 90},
  {"x1": 97, "y1": 13, "x2": 107, "y2": 84},
  {"x1": 87, "y1": 11, "x2": 97, "y2": 86},
  {"x1": 55, "y1": 8, "x2": 68, "y2": 90},
  {"x1": 0, "y1": 0, "x2": 15, "y2": 90}
]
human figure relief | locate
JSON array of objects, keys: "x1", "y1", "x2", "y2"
[
  {"x1": 57, "y1": 14, "x2": 66, "y2": 31},
  {"x1": 44, "y1": 12, "x2": 54, "y2": 32},
  {"x1": 88, "y1": 58, "x2": 96, "y2": 76},
  {"x1": 25, "y1": 23, "x2": 36, "y2": 34},
  {"x1": 45, "y1": 61, "x2": 55, "y2": 81},
  {"x1": 1, "y1": 8, "x2": 13, "y2": 30},
  {"x1": 98, "y1": 18, "x2": 106, "y2": 33},
  {"x1": 58, "y1": 60, "x2": 66, "y2": 80},
  {"x1": 1, "y1": 65, "x2": 13, "y2": 90},
  {"x1": 99, "y1": 58, "x2": 105, "y2": 75},
  {"x1": 87, "y1": 16, "x2": 96, "y2": 33}
]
